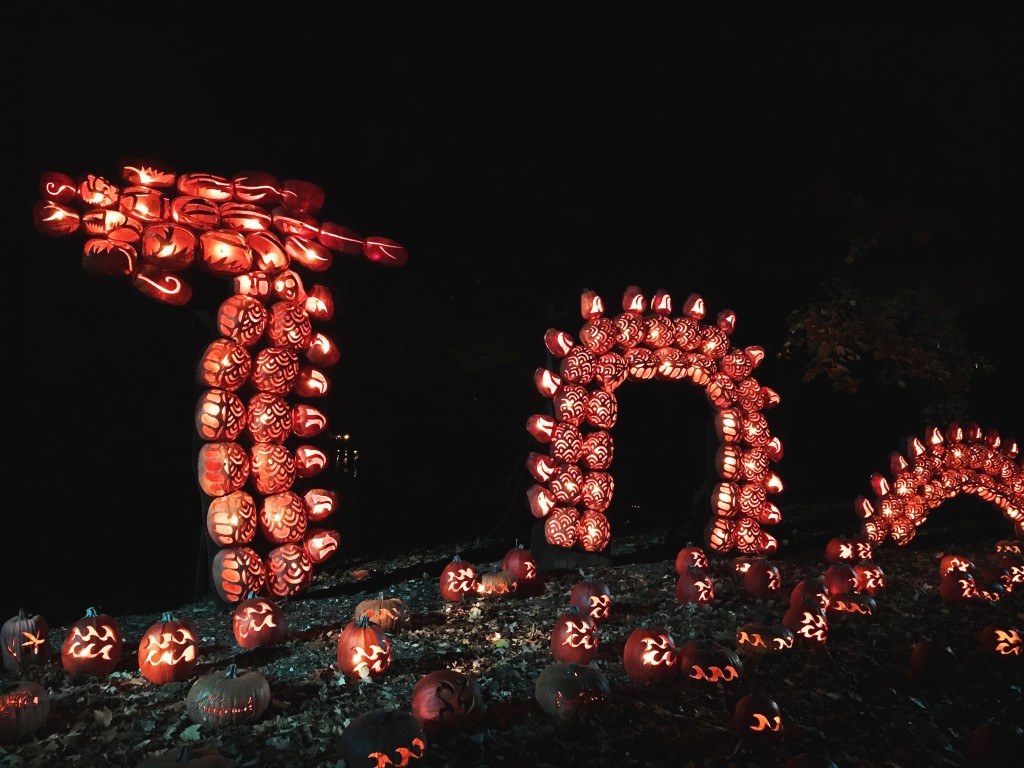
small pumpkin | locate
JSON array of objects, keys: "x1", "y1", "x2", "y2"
[
  {"x1": 0, "y1": 679, "x2": 49, "y2": 746},
  {"x1": 733, "y1": 692, "x2": 783, "y2": 743},
  {"x1": 549, "y1": 605, "x2": 599, "y2": 665},
  {"x1": 185, "y1": 664, "x2": 271, "y2": 727},
  {"x1": 231, "y1": 591, "x2": 288, "y2": 649},
  {"x1": 1, "y1": 608, "x2": 52, "y2": 675},
  {"x1": 138, "y1": 611, "x2": 199, "y2": 684},
  {"x1": 410, "y1": 669, "x2": 486, "y2": 738},
  {"x1": 477, "y1": 565, "x2": 517, "y2": 596},
  {"x1": 439, "y1": 552, "x2": 478, "y2": 602},
  {"x1": 534, "y1": 662, "x2": 610, "y2": 720},
  {"x1": 354, "y1": 594, "x2": 411, "y2": 633},
  {"x1": 337, "y1": 708, "x2": 427, "y2": 768},
  {"x1": 135, "y1": 745, "x2": 237, "y2": 767},
  {"x1": 502, "y1": 542, "x2": 537, "y2": 581},
  {"x1": 622, "y1": 626, "x2": 678, "y2": 685},
  {"x1": 678, "y1": 639, "x2": 743, "y2": 685},
  {"x1": 569, "y1": 573, "x2": 612, "y2": 623},
  {"x1": 337, "y1": 614, "x2": 392, "y2": 682},
  {"x1": 61, "y1": 607, "x2": 123, "y2": 677}
]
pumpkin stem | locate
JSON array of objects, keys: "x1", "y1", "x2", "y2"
[
  {"x1": 160, "y1": 611, "x2": 174, "y2": 622},
  {"x1": 85, "y1": 607, "x2": 98, "y2": 617},
  {"x1": 225, "y1": 663, "x2": 238, "y2": 678}
]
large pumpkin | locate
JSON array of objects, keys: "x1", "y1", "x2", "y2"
[
  {"x1": 60, "y1": 607, "x2": 123, "y2": 677},
  {"x1": 1, "y1": 609, "x2": 52, "y2": 675},
  {"x1": 678, "y1": 639, "x2": 743, "y2": 685},
  {"x1": 138, "y1": 612, "x2": 199, "y2": 684},
  {"x1": 231, "y1": 592, "x2": 288, "y2": 649},
  {"x1": 410, "y1": 669, "x2": 486, "y2": 738},
  {"x1": 549, "y1": 605, "x2": 599, "y2": 665},
  {"x1": 622, "y1": 626, "x2": 678, "y2": 685},
  {"x1": 569, "y1": 574, "x2": 612, "y2": 623},
  {"x1": 354, "y1": 594, "x2": 411, "y2": 633},
  {"x1": 0, "y1": 679, "x2": 49, "y2": 746},
  {"x1": 337, "y1": 614, "x2": 392, "y2": 682},
  {"x1": 439, "y1": 553, "x2": 478, "y2": 602},
  {"x1": 185, "y1": 664, "x2": 271, "y2": 727},
  {"x1": 337, "y1": 708, "x2": 427, "y2": 768},
  {"x1": 534, "y1": 662, "x2": 610, "y2": 721}
]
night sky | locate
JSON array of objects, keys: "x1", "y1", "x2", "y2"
[{"x1": 4, "y1": 26, "x2": 1019, "y2": 626}]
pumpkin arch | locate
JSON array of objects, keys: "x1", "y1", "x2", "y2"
[
  {"x1": 526, "y1": 286, "x2": 784, "y2": 556},
  {"x1": 855, "y1": 421, "x2": 1023, "y2": 547}
]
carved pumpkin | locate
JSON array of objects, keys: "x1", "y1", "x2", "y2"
[
  {"x1": 674, "y1": 544, "x2": 709, "y2": 574},
  {"x1": 211, "y1": 545, "x2": 267, "y2": 604},
  {"x1": 0, "y1": 679, "x2": 49, "y2": 746},
  {"x1": 185, "y1": 664, "x2": 271, "y2": 727},
  {"x1": 549, "y1": 606, "x2": 599, "y2": 665},
  {"x1": 735, "y1": 623, "x2": 795, "y2": 655},
  {"x1": 782, "y1": 602, "x2": 829, "y2": 647},
  {"x1": 733, "y1": 692, "x2": 783, "y2": 744},
  {"x1": 827, "y1": 593, "x2": 877, "y2": 617},
  {"x1": 337, "y1": 614, "x2": 392, "y2": 682},
  {"x1": 354, "y1": 594, "x2": 411, "y2": 633},
  {"x1": 789, "y1": 579, "x2": 830, "y2": 613},
  {"x1": 824, "y1": 536, "x2": 873, "y2": 564},
  {"x1": 742, "y1": 559, "x2": 782, "y2": 599},
  {"x1": 678, "y1": 639, "x2": 743, "y2": 685},
  {"x1": 675, "y1": 566, "x2": 715, "y2": 605},
  {"x1": 939, "y1": 568, "x2": 979, "y2": 604},
  {"x1": 979, "y1": 623, "x2": 1022, "y2": 658},
  {"x1": 60, "y1": 607, "x2": 123, "y2": 677},
  {"x1": 852, "y1": 560, "x2": 886, "y2": 595},
  {"x1": 265, "y1": 543, "x2": 314, "y2": 598},
  {"x1": 1, "y1": 609, "x2": 52, "y2": 675},
  {"x1": 231, "y1": 592, "x2": 288, "y2": 649},
  {"x1": 534, "y1": 662, "x2": 610, "y2": 721},
  {"x1": 303, "y1": 528, "x2": 341, "y2": 564},
  {"x1": 501, "y1": 543, "x2": 537, "y2": 581},
  {"x1": 137, "y1": 612, "x2": 198, "y2": 684},
  {"x1": 135, "y1": 746, "x2": 235, "y2": 767},
  {"x1": 410, "y1": 669, "x2": 486, "y2": 738},
  {"x1": 439, "y1": 553, "x2": 478, "y2": 602},
  {"x1": 206, "y1": 491, "x2": 258, "y2": 547},
  {"x1": 822, "y1": 563, "x2": 858, "y2": 596},
  {"x1": 569, "y1": 574, "x2": 612, "y2": 623},
  {"x1": 938, "y1": 553, "x2": 974, "y2": 577},
  {"x1": 622, "y1": 626, "x2": 678, "y2": 685},
  {"x1": 338, "y1": 708, "x2": 427, "y2": 768},
  {"x1": 477, "y1": 566, "x2": 518, "y2": 596}
]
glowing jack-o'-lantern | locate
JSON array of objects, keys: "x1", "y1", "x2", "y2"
[
  {"x1": 250, "y1": 346, "x2": 301, "y2": 395},
  {"x1": 185, "y1": 664, "x2": 271, "y2": 729},
  {"x1": 979, "y1": 624, "x2": 1022, "y2": 658},
  {"x1": 790, "y1": 579, "x2": 831, "y2": 613},
  {"x1": 247, "y1": 392, "x2": 292, "y2": 443},
  {"x1": 337, "y1": 708, "x2": 427, "y2": 768},
  {"x1": 197, "y1": 441, "x2": 250, "y2": 497},
  {"x1": 304, "y1": 528, "x2": 341, "y2": 564},
  {"x1": 138, "y1": 612, "x2": 198, "y2": 684},
  {"x1": 550, "y1": 606, "x2": 599, "y2": 665},
  {"x1": 939, "y1": 568, "x2": 979, "y2": 604},
  {"x1": 304, "y1": 488, "x2": 339, "y2": 523},
  {"x1": 195, "y1": 388, "x2": 247, "y2": 442},
  {"x1": 0, "y1": 679, "x2": 49, "y2": 746},
  {"x1": 354, "y1": 595, "x2": 411, "y2": 633},
  {"x1": 265, "y1": 543, "x2": 314, "y2": 598},
  {"x1": 622, "y1": 626, "x2": 678, "y2": 685},
  {"x1": 569, "y1": 574, "x2": 612, "y2": 623},
  {"x1": 212, "y1": 546, "x2": 266, "y2": 604},
  {"x1": 675, "y1": 544, "x2": 709, "y2": 574},
  {"x1": 852, "y1": 560, "x2": 886, "y2": 595},
  {"x1": 259, "y1": 490, "x2": 308, "y2": 544},
  {"x1": 206, "y1": 490, "x2": 258, "y2": 547},
  {"x1": 249, "y1": 442, "x2": 296, "y2": 495},
  {"x1": 827, "y1": 593, "x2": 877, "y2": 617},
  {"x1": 1, "y1": 609, "x2": 52, "y2": 675},
  {"x1": 782, "y1": 602, "x2": 829, "y2": 647},
  {"x1": 825, "y1": 536, "x2": 873, "y2": 563},
  {"x1": 196, "y1": 338, "x2": 252, "y2": 392},
  {"x1": 502, "y1": 543, "x2": 537, "y2": 581},
  {"x1": 577, "y1": 509, "x2": 611, "y2": 552},
  {"x1": 232, "y1": 592, "x2": 288, "y2": 649},
  {"x1": 675, "y1": 566, "x2": 715, "y2": 605},
  {"x1": 477, "y1": 566, "x2": 518, "y2": 596},
  {"x1": 742, "y1": 559, "x2": 782, "y2": 599},
  {"x1": 735, "y1": 623, "x2": 795, "y2": 655},
  {"x1": 823, "y1": 563, "x2": 858, "y2": 596},
  {"x1": 410, "y1": 669, "x2": 486, "y2": 739},
  {"x1": 60, "y1": 607, "x2": 123, "y2": 677},
  {"x1": 678, "y1": 639, "x2": 743, "y2": 685},
  {"x1": 733, "y1": 693, "x2": 783, "y2": 745},
  {"x1": 439, "y1": 553, "x2": 478, "y2": 602},
  {"x1": 534, "y1": 662, "x2": 610, "y2": 721},
  {"x1": 337, "y1": 614, "x2": 392, "y2": 682}
]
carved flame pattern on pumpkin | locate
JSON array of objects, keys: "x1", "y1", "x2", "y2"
[
  {"x1": 856, "y1": 422, "x2": 1023, "y2": 547},
  {"x1": 528, "y1": 288, "x2": 782, "y2": 555},
  {"x1": 140, "y1": 628, "x2": 196, "y2": 668}
]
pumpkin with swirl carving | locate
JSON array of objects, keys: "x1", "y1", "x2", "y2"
[{"x1": 410, "y1": 669, "x2": 486, "y2": 738}]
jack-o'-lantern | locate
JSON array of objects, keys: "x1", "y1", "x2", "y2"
[
  {"x1": 827, "y1": 593, "x2": 877, "y2": 617},
  {"x1": 265, "y1": 543, "x2": 314, "y2": 598},
  {"x1": 550, "y1": 606, "x2": 599, "y2": 665},
  {"x1": 979, "y1": 624, "x2": 1022, "y2": 658},
  {"x1": 502, "y1": 543, "x2": 537, "y2": 581},
  {"x1": 249, "y1": 442, "x2": 296, "y2": 495},
  {"x1": 303, "y1": 528, "x2": 341, "y2": 564},
  {"x1": 247, "y1": 392, "x2": 292, "y2": 443},
  {"x1": 743, "y1": 560, "x2": 782, "y2": 599},
  {"x1": 195, "y1": 388, "x2": 247, "y2": 442},
  {"x1": 782, "y1": 602, "x2": 829, "y2": 647},
  {"x1": 991, "y1": 549, "x2": 1024, "y2": 585},
  {"x1": 259, "y1": 490, "x2": 308, "y2": 544},
  {"x1": 534, "y1": 662, "x2": 610, "y2": 721},
  {"x1": 196, "y1": 338, "x2": 252, "y2": 392},
  {"x1": 250, "y1": 346, "x2": 301, "y2": 395},
  {"x1": 211, "y1": 545, "x2": 266, "y2": 603},
  {"x1": 304, "y1": 488, "x2": 339, "y2": 522},
  {"x1": 196, "y1": 441, "x2": 251, "y2": 498},
  {"x1": 186, "y1": 664, "x2": 271, "y2": 728},
  {"x1": 0, "y1": 679, "x2": 49, "y2": 746},
  {"x1": 824, "y1": 536, "x2": 873, "y2": 563},
  {"x1": 410, "y1": 669, "x2": 486, "y2": 738},
  {"x1": 678, "y1": 639, "x2": 743, "y2": 685},
  {"x1": 733, "y1": 692, "x2": 783, "y2": 744},
  {"x1": 577, "y1": 509, "x2": 612, "y2": 552},
  {"x1": 675, "y1": 544, "x2": 710, "y2": 573},
  {"x1": 206, "y1": 491, "x2": 258, "y2": 547},
  {"x1": 60, "y1": 607, "x2": 123, "y2": 677},
  {"x1": 337, "y1": 614, "x2": 392, "y2": 682},
  {"x1": 938, "y1": 553, "x2": 974, "y2": 577},
  {"x1": 939, "y1": 568, "x2": 979, "y2": 604},
  {"x1": 216, "y1": 294, "x2": 267, "y2": 348},
  {"x1": 852, "y1": 561, "x2": 886, "y2": 595},
  {"x1": 822, "y1": 563, "x2": 858, "y2": 596},
  {"x1": 622, "y1": 626, "x2": 678, "y2": 685},
  {"x1": 477, "y1": 566, "x2": 518, "y2": 596},
  {"x1": 789, "y1": 579, "x2": 831, "y2": 613},
  {"x1": 675, "y1": 566, "x2": 715, "y2": 605},
  {"x1": 545, "y1": 506, "x2": 580, "y2": 548},
  {"x1": 337, "y1": 708, "x2": 427, "y2": 768},
  {"x1": 1, "y1": 609, "x2": 52, "y2": 675},
  {"x1": 354, "y1": 595, "x2": 411, "y2": 633},
  {"x1": 439, "y1": 553, "x2": 478, "y2": 602},
  {"x1": 138, "y1": 612, "x2": 198, "y2": 684},
  {"x1": 232, "y1": 592, "x2": 288, "y2": 649},
  {"x1": 735, "y1": 624, "x2": 795, "y2": 655},
  {"x1": 569, "y1": 574, "x2": 612, "y2": 623}
]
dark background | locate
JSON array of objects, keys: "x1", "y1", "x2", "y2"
[{"x1": 3, "y1": 25, "x2": 1020, "y2": 627}]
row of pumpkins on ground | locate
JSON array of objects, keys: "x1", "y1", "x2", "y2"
[{"x1": 4, "y1": 539, "x2": 1022, "y2": 763}]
